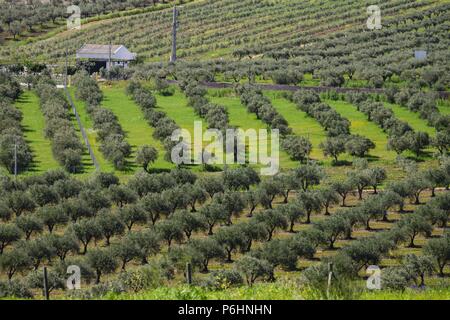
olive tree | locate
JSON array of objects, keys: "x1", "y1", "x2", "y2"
[
  {"x1": 282, "y1": 136, "x2": 312, "y2": 163},
  {"x1": 214, "y1": 226, "x2": 245, "y2": 263},
  {"x1": 188, "y1": 238, "x2": 225, "y2": 273},
  {"x1": 199, "y1": 203, "x2": 228, "y2": 235},
  {"x1": 87, "y1": 248, "x2": 118, "y2": 284},
  {"x1": 319, "y1": 187, "x2": 340, "y2": 215},
  {"x1": 0, "y1": 224, "x2": 22, "y2": 254},
  {"x1": 15, "y1": 215, "x2": 43, "y2": 241},
  {"x1": 173, "y1": 210, "x2": 206, "y2": 240},
  {"x1": 235, "y1": 256, "x2": 273, "y2": 286},
  {"x1": 136, "y1": 145, "x2": 158, "y2": 172},
  {"x1": 403, "y1": 254, "x2": 434, "y2": 287},
  {"x1": 314, "y1": 214, "x2": 349, "y2": 249},
  {"x1": 297, "y1": 190, "x2": 324, "y2": 224},
  {"x1": 70, "y1": 218, "x2": 102, "y2": 254},
  {"x1": 320, "y1": 136, "x2": 346, "y2": 164},
  {"x1": 254, "y1": 209, "x2": 288, "y2": 241},
  {"x1": 96, "y1": 210, "x2": 125, "y2": 246},
  {"x1": 0, "y1": 248, "x2": 31, "y2": 280},
  {"x1": 277, "y1": 202, "x2": 305, "y2": 233},
  {"x1": 424, "y1": 234, "x2": 450, "y2": 276},
  {"x1": 397, "y1": 214, "x2": 433, "y2": 248},
  {"x1": 155, "y1": 219, "x2": 184, "y2": 249},
  {"x1": 293, "y1": 163, "x2": 324, "y2": 192},
  {"x1": 332, "y1": 179, "x2": 355, "y2": 207},
  {"x1": 126, "y1": 230, "x2": 161, "y2": 265},
  {"x1": 119, "y1": 204, "x2": 147, "y2": 232}
]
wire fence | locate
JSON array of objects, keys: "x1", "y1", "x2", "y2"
[{"x1": 64, "y1": 85, "x2": 100, "y2": 171}]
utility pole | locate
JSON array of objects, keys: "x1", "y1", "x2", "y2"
[
  {"x1": 64, "y1": 48, "x2": 68, "y2": 87},
  {"x1": 170, "y1": 5, "x2": 179, "y2": 63},
  {"x1": 109, "y1": 40, "x2": 112, "y2": 71}
]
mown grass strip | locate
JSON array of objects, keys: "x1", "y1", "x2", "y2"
[
  {"x1": 384, "y1": 102, "x2": 436, "y2": 136},
  {"x1": 66, "y1": 94, "x2": 96, "y2": 175},
  {"x1": 325, "y1": 99, "x2": 397, "y2": 164},
  {"x1": 100, "y1": 84, "x2": 171, "y2": 172},
  {"x1": 208, "y1": 93, "x2": 299, "y2": 170},
  {"x1": 155, "y1": 87, "x2": 203, "y2": 138},
  {"x1": 14, "y1": 90, "x2": 60, "y2": 174},
  {"x1": 437, "y1": 99, "x2": 450, "y2": 115},
  {"x1": 265, "y1": 92, "x2": 327, "y2": 162},
  {"x1": 67, "y1": 87, "x2": 115, "y2": 173}
]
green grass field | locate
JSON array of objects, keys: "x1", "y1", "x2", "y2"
[
  {"x1": 325, "y1": 99, "x2": 398, "y2": 164},
  {"x1": 14, "y1": 90, "x2": 60, "y2": 174},
  {"x1": 68, "y1": 103, "x2": 96, "y2": 176},
  {"x1": 438, "y1": 100, "x2": 450, "y2": 115},
  {"x1": 67, "y1": 88, "x2": 115, "y2": 174},
  {"x1": 9, "y1": 87, "x2": 444, "y2": 182},
  {"x1": 265, "y1": 91, "x2": 327, "y2": 162},
  {"x1": 100, "y1": 83, "x2": 172, "y2": 174},
  {"x1": 103, "y1": 281, "x2": 450, "y2": 301},
  {"x1": 208, "y1": 92, "x2": 299, "y2": 170},
  {"x1": 154, "y1": 87, "x2": 203, "y2": 139},
  {"x1": 385, "y1": 102, "x2": 436, "y2": 136}
]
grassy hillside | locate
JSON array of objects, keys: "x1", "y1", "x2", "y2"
[{"x1": 3, "y1": 0, "x2": 448, "y2": 66}]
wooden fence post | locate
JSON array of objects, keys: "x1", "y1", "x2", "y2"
[
  {"x1": 186, "y1": 263, "x2": 192, "y2": 285},
  {"x1": 43, "y1": 267, "x2": 50, "y2": 300},
  {"x1": 326, "y1": 262, "x2": 334, "y2": 300}
]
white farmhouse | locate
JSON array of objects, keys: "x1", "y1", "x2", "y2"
[{"x1": 76, "y1": 44, "x2": 137, "y2": 71}]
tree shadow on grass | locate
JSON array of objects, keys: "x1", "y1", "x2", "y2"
[
  {"x1": 331, "y1": 160, "x2": 352, "y2": 167},
  {"x1": 148, "y1": 167, "x2": 172, "y2": 174},
  {"x1": 365, "y1": 154, "x2": 380, "y2": 162}
]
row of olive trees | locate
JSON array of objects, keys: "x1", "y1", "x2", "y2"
[
  {"x1": 236, "y1": 84, "x2": 318, "y2": 163},
  {"x1": 394, "y1": 87, "x2": 449, "y2": 156},
  {"x1": 35, "y1": 77, "x2": 84, "y2": 173},
  {"x1": 73, "y1": 71, "x2": 131, "y2": 170},
  {"x1": 0, "y1": 0, "x2": 171, "y2": 41},
  {"x1": 289, "y1": 90, "x2": 376, "y2": 163},
  {"x1": 0, "y1": 71, "x2": 33, "y2": 174},
  {"x1": 178, "y1": 75, "x2": 230, "y2": 132},
  {"x1": 126, "y1": 80, "x2": 178, "y2": 164},
  {"x1": 0, "y1": 159, "x2": 449, "y2": 296},
  {"x1": 345, "y1": 93, "x2": 430, "y2": 158}
]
